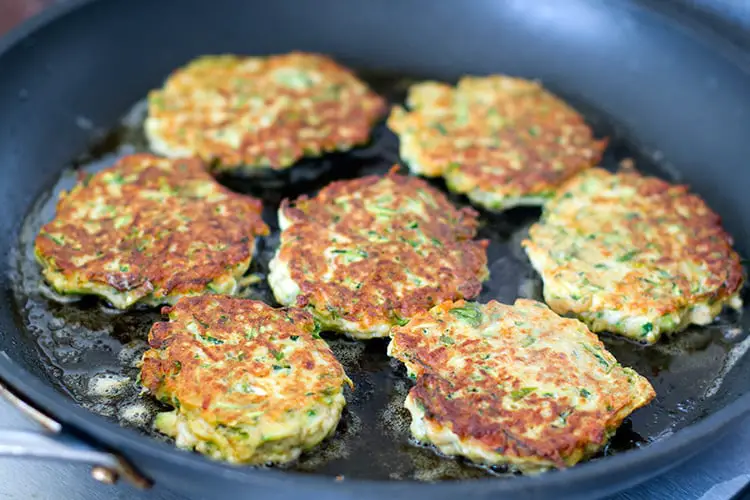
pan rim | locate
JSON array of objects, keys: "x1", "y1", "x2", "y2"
[{"x1": 1, "y1": 0, "x2": 749, "y2": 495}]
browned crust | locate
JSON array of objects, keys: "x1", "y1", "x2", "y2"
[
  {"x1": 525, "y1": 168, "x2": 745, "y2": 319},
  {"x1": 276, "y1": 169, "x2": 489, "y2": 332},
  {"x1": 389, "y1": 299, "x2": 655, "y2": 468},
  {"x1": 148, "y1": 52, "x2": 387, "y2": 170},
  {"x1": 140, "y1": 296, "x2": 348, "y2": 426},
  {"x1": 388, "y1": 76, "x2": 607, "y2": 199},
  {"x1": 34, "y1": 154, "x2": 268, "y2": 303}
]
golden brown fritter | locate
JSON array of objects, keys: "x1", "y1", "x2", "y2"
[
  {"x1": 140, "y1": 295, "x2": 350, "y2": 465},
  {"x1": 34, "y1": 154, "x2": 269, "y2": 309},
  {"x1": 145, "y1": 52, "x2": 386, "y2": 173},
  {"x1": 268, "y1": 168, "x2": 489, "y2": 339},
  {"x1": 388, "y1": 299, "x2": 655, "y2": 473},
  {"x1": 388, "y1": 76, "x2": 608, "y2": 211},
  {"x1": 523, "y1": 167, "x2": 745, "y2": 343}
]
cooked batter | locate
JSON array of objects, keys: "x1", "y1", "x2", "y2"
[
  {"x1": 388, "y1": 298, "x2": 655, "y2": 473},
  {"x1": 34, "y1": 154, "x2": 269, "y2": 309},
  {"x1": 146, "y1": 52, "x2": 386, "y2": 173},
  {"x1": 523, "y1": 167, "x2": 744, "y2": 343},
  {"x1": 388, "y1": 75, "x2": 607, "y2": 211},
  {"x1": 140, "y1": 295, "x2": 351, "y2": 465},
  {"x1": 268, "y1": 169, "x2": 489, "y2": 339}
]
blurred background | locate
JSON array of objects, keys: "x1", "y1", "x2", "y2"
[{"x1": 1, "y1": 0, "x2": 55, "y2": 35}]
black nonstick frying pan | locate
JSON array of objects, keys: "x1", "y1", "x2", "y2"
[{"x1": 2, "y1": 0, "x2": 750, "y2": 498}]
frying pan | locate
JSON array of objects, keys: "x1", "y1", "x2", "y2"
[{"x1": 1, "y1": 0, "x2": 750, "y2": 498}]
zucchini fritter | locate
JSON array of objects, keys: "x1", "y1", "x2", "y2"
[
  {"x1": 268, "y1": 169, "x2": 489, "y2": 339},
  {"x1": 523, "y1": 168, "x2": 745, "y2": 343},
  {"x1": 388, "y1": 299, "x2": 655, "y2": 473},
  {"x1": 388, "y1": 76, "x2": 607, "y2": 211},
  {"x1": 145, "y1": 52, "x2": 386, "y2": 173},
  {"x1": 34, "y1": 154, "x2": 269, "y2": 309},
  {"x1": 140, "y1": 296, "x2": 351, "y2": 465}
]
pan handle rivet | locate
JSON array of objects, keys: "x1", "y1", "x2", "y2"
[{"x1": 91, "y1": 466, "x2": 119, "y2": 485}]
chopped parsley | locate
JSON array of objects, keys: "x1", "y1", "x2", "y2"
[
  {"x1": 617, "y1": 250, "x2": 639, "y2": 262},
  {"x1": 439, "y1": 335, "x2": 455, "y2": 345},
  {"x1": 557, "y1": 409, "x2": 572, "y2": 426},
  {"x1": 393, "y1": 314, "x2": 410, "y2": 327},
  {"x1": 510, "y1": 387, "x2": 536, "y2": 400},
  {"x1": 331, "y1": 248, "x2": 369, "y2": 259},
  {"x1": 433, "y1": 123, "x2": 448, "y2": 135},
  {"x1": 311, "y1": 322, "x2": 322, "y2": 339},
  {"x1": 521, "y1": 336, "x2": 536, "y2": 348},
  {"x1": 449, "y1": 304, "x2": 483, "y2": 327},
  {"x1": 45, "y1": 233, "x2": 65, "y2": 246},
  {"x1": 200, "y1": 334, "x2": 224, "y2": 345},
  {"x1": 580, "y1": 343, "x2": 611, "y2": 371}
]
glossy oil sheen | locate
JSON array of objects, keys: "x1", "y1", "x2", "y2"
[{"x1": 1, "y1": 1, "x2": 750, "y2": 498}]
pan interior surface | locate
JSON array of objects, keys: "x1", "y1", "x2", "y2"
[
  {"x1": 8, "y1": 71, "x2": 750, "y2": 481},
  {"x1": 1, "y1": 0, "x2": 750, "y2": 496}
]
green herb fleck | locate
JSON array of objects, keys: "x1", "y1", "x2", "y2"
[
  {"x1": 439, "y1": 335, "x2": 455, "y2": 345},
  {"x1": 510, "y1": 387, "x2": 536, "y2": 400},
  {"x1": 557, "y1": 409, "x2": 571, "y2": 426},
  {"x1": 200, "y1": 334, "x2": 224, "y2": 345},
  {"x1": 332, "y1": 248, "x2": 369, "y2": 259},
  {"x1": 641, "y1": 322, "x2": 653, "y2": 336},
  {"x1": 434, "y1": 123, "x2": 448, "y2": 135},
  {"x1": 110, "y1": 173, "x2": 126, "y2": 185},
  {"x1": 580, "y1": 388, "x2": 592, "y2": 398},
  {"x1": 393, "y1": 314, "x2": 410, "y2": 327},
  {"x1": 46, "y1": 233, "x2": 65, "y2": 246},
  {"x1": 521, "y1": 336, "x2": 536, "y2": 348},
  {"x1": 271, "y1": 349, "x2": 284, "y2": 361},
  {"x1": 580, "y1": 343, "x2": 611, "y2": 371},
  {"x1": 290, "y1": 335, "x2": 299, "y2": 341},
  {"x1": 192, "y1": 315, "x2": 210, "y2": 329},
  {"x1": 449, "y1": 304, "x2": 483, "y2": 327},
  {"x1": 311, "y1": 321, "x2": 322, "y2": 339},
  {"x1": 617, "y1": 250, "x2": 639, "y2": 262}
]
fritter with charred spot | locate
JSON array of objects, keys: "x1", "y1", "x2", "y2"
[
  {"x1": 388, "y1": 299, "x2": 655, "y2": 473},
  {"x1": 268, "y1": 169, "x2": 489, "y2": 339},
  {"x1": 140, "y1": 295, "x2": 351, "y2": 465},
  {"x1": 145, "y1": 52, "x2": 386, "y2": 173},
  {"x1": 388, "y1": 76, "x2": 607, "y2": 211},
  {"x1": 34, "y1": 154, "x2": 269, "y2": 309},
  {"x1": 523, "y1": 168, "x2": 744, "y2": 343}
]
